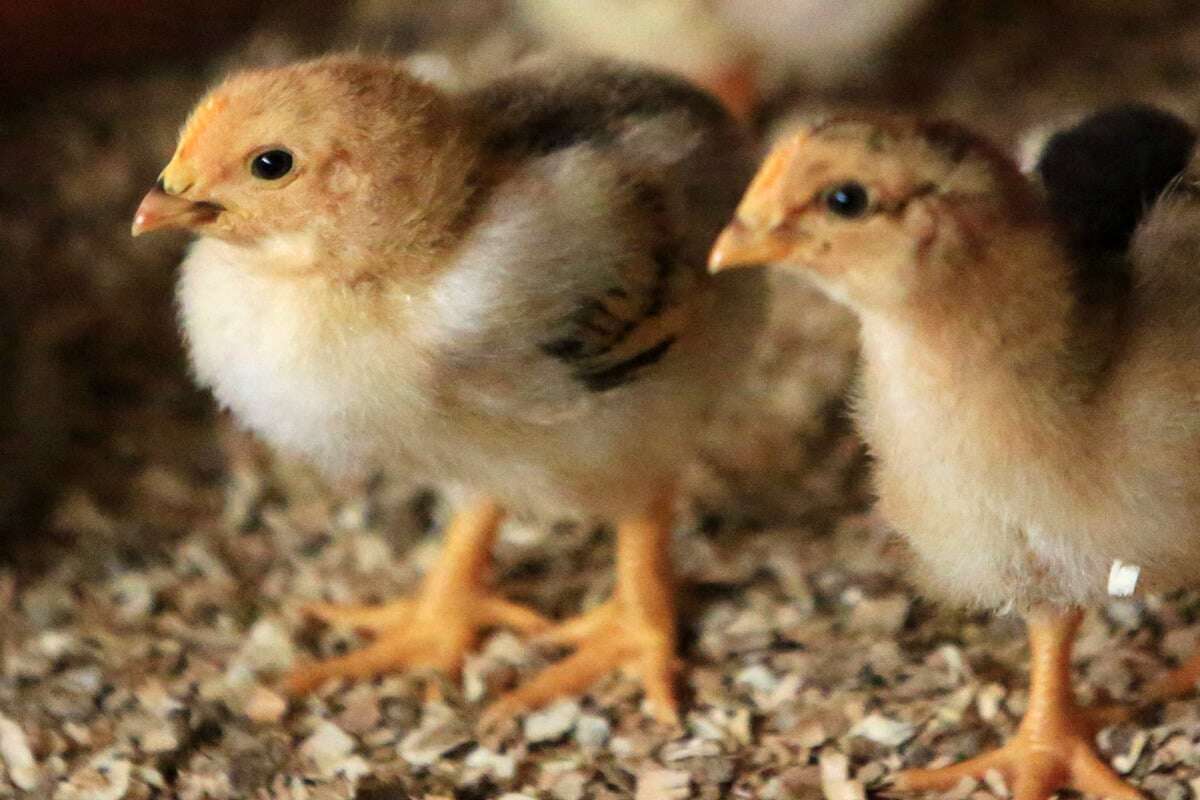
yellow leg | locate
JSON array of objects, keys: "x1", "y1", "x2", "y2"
[
  {"x1": 893, "y1": 607, "x2": 1143, "y2": 800},
  {"x1": 284, "y1": 498, "x2": 550, "y2": 694},
  {"x1": 483, "y1": 494, "x2": 681, "y2": 726}
]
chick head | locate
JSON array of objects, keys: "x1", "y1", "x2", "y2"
[
  {"x1": 710, "y1": 116, "x2": 1038, "y2": 311},
  {"x1": 133, "y1": 56, "x2": 473, "y2": 275}
]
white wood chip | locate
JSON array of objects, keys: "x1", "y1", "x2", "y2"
[
  {"x1": 819, "y1": 750, "x2": 850, "y2": 784},
  {"x1": 850, "y1": 713, "x2": 915, "y2": 746},
  {"x1": 636, "y1": 768, "x2": 692, "y2": 800},
  {"x1": 300, "y1": 721, "x2": 357, "y2": 777},
  {"x1": 820, "y1": 750, "x2": 865, "y2": 800},
  {"x1": 0, "y1": 712, "x2": 39, "y2": 791},
  {"x1": 243, "y1": 684, "x2": 288, "y2": 724},
  {"x1": 823, "y1": 778, "x2": 866, "y2": 800},
  {"x1": 522, "y1": 699, "x2": 580, "y2": 743},
  {"x1": 976, "y1": 683, "x2": 1007, "y2": 722},
  {"x1": 983, "y1": 767, "x2": 1009, "y2": 798},
  {"x1": 1113, "y1": 730, "x2": 1150, "y2": 774}
]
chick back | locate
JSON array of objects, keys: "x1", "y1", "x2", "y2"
[{"x1": 411, "y1": 61, "x2": 766, "y2": 515}]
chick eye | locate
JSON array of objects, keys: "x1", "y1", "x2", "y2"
[
  {"x1": 250, "y1": 149, "x2": 294, "y2": 180},
  {"x1": 823, "y1": 182, "x2": 870, "y2": 218}
]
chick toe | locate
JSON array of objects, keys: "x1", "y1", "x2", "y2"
[
  {"x1": 894, "y1": 609, "x2": 1142, "y2": 800},
  {"x1": 483, "y1": 596, "x2": 681, "y2": 727},
  {"x1": 895, "y1": 733, "x2": 1141, "y2": 800},
  {"x1": 484, "y1": 498, "x2": 681, "y2": 727},
  {"x1": 283, "y1": 498, "x2": 550, "y2": 695}
]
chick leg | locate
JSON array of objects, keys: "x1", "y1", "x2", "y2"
[
  {"x1": 484, "y1": 494, "x2": 680, "y2": 726},
  {"x1": 1145, "y1": 650, "x2": 1200, "y2": 701},
  {"x1": 285, "y1": 498, "x2": 550, "y2": 694},
  {"x1": 893, "y1": 607, "x2": 1143, "y2": 800}
]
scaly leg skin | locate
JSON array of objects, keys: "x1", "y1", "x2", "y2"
[
  {"x1": 893, "y1": 607, "x2": 1143, "y2": 800},
  {"x1": 284, "y1": 498, "x2": 551, "y2": 695},
  {"x1": 483, "y1": 494, "x2": 681, "y2": 727}
]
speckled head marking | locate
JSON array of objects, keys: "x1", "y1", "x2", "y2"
[{"x1": 711, "y1": 113, "x2": 1052, "y2": 311}]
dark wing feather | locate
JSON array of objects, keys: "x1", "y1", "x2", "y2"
[
  {"x1": 471, "y1": 62, "x2": 732, "y2": 160},
  {"x1": 536, "y1": 179, "x2": 691, "y2": 391},
  {"x1": 1037, "y1": 104, "x2": 1195, "y2": 255},
  {"x1": 466, "y1": 61, "x2": 750, "y2": 394},
  {"x1": 1035, "y1": 105, "x2": 1196, "y2": 382}
]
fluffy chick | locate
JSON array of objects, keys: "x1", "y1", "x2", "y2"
[
  {"x1": 132, "y1": 55, "x2": 764, "y2": 723},
  {"x1": 1036, "y1": 103, "x2": 1195, "y2": 256},
  {"x1": 711, "y1": 109, "x2": 1197, "y2": 799}
]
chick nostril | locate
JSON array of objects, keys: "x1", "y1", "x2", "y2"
[{"x1": 158, "y1": 176, "x2": 194, "y2": 196}]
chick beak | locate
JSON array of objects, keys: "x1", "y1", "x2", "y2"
[
  {"x1": 131, "y1": 183, "x2": 222, "y2": 237},
  {"x1": 708, "y1": 219, "x2": 792, "y2": 273}
]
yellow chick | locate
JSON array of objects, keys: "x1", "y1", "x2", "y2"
[
  {"x1": 711, "y1": 111, "x2": 1198, "y2": 799},
  {"x1": 132, "y1": 55, "x2": 765, "y2": 724}
]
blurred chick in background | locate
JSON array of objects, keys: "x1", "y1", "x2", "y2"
[
  {"x1": 517, "y1": 0, "x2": 759, "y2": 119},
  {"x1": 517, "y1": 0, "x2": 936, "y2": 121},
  {"x1": 711, "y1": 107, "x2": 1196, "y2": 799},
  {"x1": 132, "y1": 54, "x2": 764, "y2": 723}
]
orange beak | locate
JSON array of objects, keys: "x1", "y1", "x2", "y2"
[
  {"x1": 130, "y1": 184, "x2": 222, "y2": 237},
  {"x1": 710, "y1": 133, "x2": 810, "y2": 272},
  {"x1": 708, "y1": 219, "x2": 793, "y2": 272}
]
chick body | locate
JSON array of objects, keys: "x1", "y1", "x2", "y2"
[
  {"x1": 862, "y1": 117, "x2": 1200, "y2": 614},
  {"x1": 720, "y1": 113, "x2": 1200, "y2": 613},
  {"x1": 147, "y1": 56, "x2": 763, "y2": 715},
  {"x1": 714, "y1": 108, "x2": 1199, "y2": 799},
  {"x1": 178, "y1": 61, "x2": 762, "y2": 520}
]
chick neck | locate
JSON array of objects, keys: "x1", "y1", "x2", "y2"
[
  {"x1": 857, "y1": 214, "x2": 1121, "y2": 461},
  {"x1": 310, "y1": 87, "x2": 487, "y2": 289}
]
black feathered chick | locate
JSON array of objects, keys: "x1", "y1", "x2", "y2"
[{"x1": 1038, "y1": 103, "x2": 1195, "y2": 254}]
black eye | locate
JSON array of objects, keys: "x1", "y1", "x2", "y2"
[
  {"x1": 824, "y1": 182, "x2": 870, "y2": 218},
  {"x1": 250, "y1": 149, "x2": 294, "y2": 180}
]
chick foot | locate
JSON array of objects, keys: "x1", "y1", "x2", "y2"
[
  {"x1": 484, "y1": 496, "x2": 680, "y2": 726},
  {"x1": 893, "y1": 608, "x2": 1143, "y2": 800},
  {"x1": 285, "y1": 498, "x2": 550, "y2": 694}
]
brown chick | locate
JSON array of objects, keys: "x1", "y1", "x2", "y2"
[
  {"x1": 131, "y1": 55, "x2": 764, "y2": 724},
  {"x1": 710, "y1": 113, "x2": 1200, "y2": 799}
]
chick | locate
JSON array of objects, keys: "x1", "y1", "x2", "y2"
[
  {"x1": 132, "y1": 55, "x2": 764, "y2": 723},
  {"x1": 1035, "y1": 103, "x2": 1196, "y2": 257},
  {"x1": 517, "y1": 0, "x2": 759, "y2": 120},
  {"x1": 711, "y1": 110, "x2": 1198, "y2": 799}
]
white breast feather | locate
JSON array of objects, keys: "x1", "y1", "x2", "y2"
[{"x1": 177, "y1": 233, "x2": 428, "y2": 477}]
